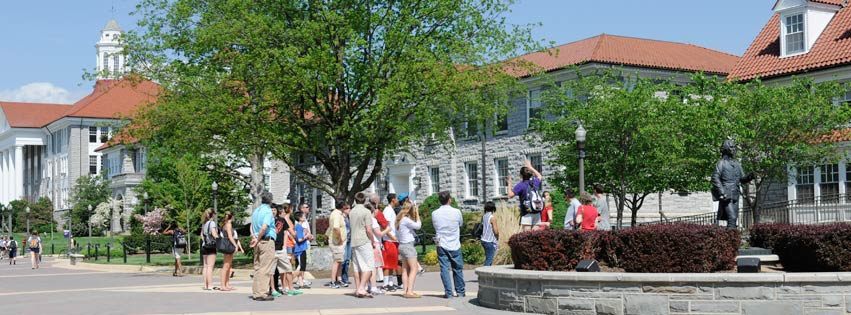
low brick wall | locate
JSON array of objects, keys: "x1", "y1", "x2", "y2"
[{"x1": 475, "y1": 265, "x2": 851, "y2": 315}]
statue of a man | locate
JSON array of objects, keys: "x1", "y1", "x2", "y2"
[{"x1": 711, "y1": 140, "x2": 753, "y2": 229}]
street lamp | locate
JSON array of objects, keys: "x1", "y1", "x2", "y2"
[
  {"x1": 25, "y1": 206, "x2": 31, "y2": 236},
  {"x1": 87, "y1": 204, "x2": 93, "y2": 238},
  {"x1": 211, "y1": 181, "x2": 218, "y2": 213},
  {"x1": 576, "y1": 123, "x2": 587, "y2": 195}
]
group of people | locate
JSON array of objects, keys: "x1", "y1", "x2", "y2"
[
  {"x1": 0, "y1": 232, "x2": 42, "y2": 268},
  {"x1": 249, "y1": 190, "x2": 467, "y2": 302}
]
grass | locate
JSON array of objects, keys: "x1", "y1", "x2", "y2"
[
  {"x1": 88, "y1": 252, "x2": 254, "y2": 267},
  {"x1": 10, "y1": 233, "x2": 122, "y2": 256}
]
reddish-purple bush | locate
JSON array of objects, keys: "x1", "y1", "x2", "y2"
[
  {"x1": 748, "y1": 223, "x2": 788, "y2": 249},
  {"x1": 617, "y1": 224, "x2": 739, "y2": 273},
  {"x1": 510, "y1": 224, "x2": 739, "y2": 273},
  {"x1": 509, "y1": 229, "x2": 586, "y2": 271},
  {"x1": 751, "y1": 223, "x2": 851, "y2": 272},
  {"x1": 315, "y1": 216, "x2": 329, "y2": 235}
]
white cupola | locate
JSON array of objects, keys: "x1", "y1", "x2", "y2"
[
  {"x1": 95, "y1": 20, "x2": 125, "y2": 79},
  {"x1": 773, "y1": 0, "x2": 842, "y2": 57}
]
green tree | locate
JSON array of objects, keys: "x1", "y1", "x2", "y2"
[
  {"x1": 718, "y1": 78, "x2": 851, "y2": 222},
  {"x1": 125, "y1": 0, "x2": 537, "y2": 203},
  {"x1": 69, "y1": 176, "x2": 110, "y2": 236},
  {"x1": 9, "y1": 198, "x2": 55, "y2": 234},
  {"x1": 539, "y1": 71, "x2": 721, "y2": 227}
]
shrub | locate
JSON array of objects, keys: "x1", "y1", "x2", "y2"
[
  {"x1": 315, "y1": 216, "x2": 329, "y2": 235},
  {"x1": 751, "y1": 223, "x2": 851, "y2": 272},
  {"x1": 315, "y1": 234, "x2": 328, "y2": 247},
  {"x1": 617, "y1": 224, "x2": 739, "y2": 273},
  {"x1": 550, "y1": 191, "x2": 568, "y2": 230},
  {"x1": 493, "y1": 202, "x2": 520, "y2": 265},
  {"x1": 748, "y1": 223, "x2": 787, "y2": 249},
  {"x1": 419, "y1": 193, "x2": 460, "y2": 241},
  {"x1": 510, "y1": 224, "x2": 740, "y2": 273},
  {"x1": 461, "y1": 211, "x2": 483, "y2": 239},
  {"x1": 422, "y1": 249, "x2": 438, "y2": 266},
  {"x1": 461, "y1": 240, "x2": 485, "y2": 265},
  {"x1": 240, "y1": 236, "x2": 254, "y2": 258},
  {"x1": 509, "y1": 229, "x2": 586, "y2": 271},
  {"x1": 122, "y1": 234, "x2": 173, "y2": 254}
]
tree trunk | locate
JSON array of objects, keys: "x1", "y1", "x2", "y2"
[
  {"x1": 249, "y1": 152, "x2": 266, "y2": 210},
  {"x1": 617, "y1": 175, "x2": 626, "y2": 230}
]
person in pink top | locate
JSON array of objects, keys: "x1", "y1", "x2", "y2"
[{"x1": 575, "y1": 193, "x2": 600, "y2": 231}]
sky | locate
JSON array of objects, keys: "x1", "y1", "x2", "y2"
[{"x1": 0, "y1": 0, "x2": 775, "y2": 104}]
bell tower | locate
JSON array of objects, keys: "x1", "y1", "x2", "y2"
[{"x1": 95, "y1": 20, "x2": 124, "y2": 79}]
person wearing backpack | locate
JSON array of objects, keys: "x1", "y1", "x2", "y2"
[
  {"x1": 163, "y1": 225, "x2": 186, "y2": 277},
  {"x1": 506, "y1": 160, "x2": 544, "y2": 232},
  {"x1": 200, "y1": 208, "x2": 219, "y2": 291},
  {"x1": 28, "y1": 231, "x2": 42, "y2": 269},
  {"x1": 7, "y1": 236, "x2": 17, "y2": 265}
]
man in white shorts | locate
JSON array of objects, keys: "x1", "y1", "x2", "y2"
[{"x1": 349, "y1": 192, "x2": 376, "y2": 298}]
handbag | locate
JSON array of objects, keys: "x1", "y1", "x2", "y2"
[{"x1": 216, "y1": 235, "x2": 236, "y2": 254}]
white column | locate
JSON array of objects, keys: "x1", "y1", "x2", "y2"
[
  {"x1": 2, "y1": 150, "x2": 9, "y2": 204},
  {"x1": 0, "y1": 150, "x2": 6, "y2": 203},
  {"x1": 14, "y1": 146, "x2": 23, "y2": 201}
]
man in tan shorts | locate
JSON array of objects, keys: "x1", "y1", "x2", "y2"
[{"x1": 326, "y1": 199, "x2": 349, "y2": 288}]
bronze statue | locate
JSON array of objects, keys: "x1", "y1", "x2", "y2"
[{"x1": 711, "y1": 140, "x2": 753, "y2": 229}]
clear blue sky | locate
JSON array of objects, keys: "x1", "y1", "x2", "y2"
[{"x1": 0, "y1": 0, "x2": 775, "y2": 104}]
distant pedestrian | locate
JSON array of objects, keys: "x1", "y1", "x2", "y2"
[
  {"x1": 396, "y1": 199, "x2": 422, "y2": 298},
  {"x1": 326, "y1": 199, "x2": 349, "y2": 288},
  {"x1": 0, "y1": 236, "x2": 6, "y2": 262},
  {"x1": 563, "y1": 189, "x2": 581, "y2": 230},
  {"x1": 298, "y1": 203, "x2": 314, "y2": 287},
  {"x1": 576, "y1": 193, "x2": 600, "y2": 232},
  {"x1": 432, "y1": 191, "x2": 465, "y2": 298},
  {"x1": 28, "y1": 231, "x2": 42, "y2": 269},
  {"x1": 220, "y1": 211, "x2": 242, "y2": 291},
  {"x1": 592, "y1": 184, "x2": 612, "y2": 231},
  {"x1": 7, "y1": 236, "x2": 17, "y2": 265},
  {"x1": 380, "y1": 193, "x2": 400, "y2": 291},
  {"x1": 537, "y1": 191, "x2": 554, "y2": 230},
  {"x1": 163, "y1": 225, "x2": 186, "y2": 277},
  {"x1": 350, "y1": 192, "x2": 377, "y2": 298},
  {"x1": 200, "y1": 209, "x2": 219, "y2": 290},
  {"x1": 506, "y1": 160, "x2": 544, "y2": 232},
  {"x1": 293, "y1": 211, "x2": 311, "y2": 289},
  {"x1": 250, "y1": 192, "x2": 277, "y2": 301},
  {"x1": 480, "y1": 201, "x2": 499, "y2": 266}
]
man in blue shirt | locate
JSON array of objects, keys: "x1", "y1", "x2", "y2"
[{"x1": 250, "y1": 191, "x2": 277, "y2": 301}]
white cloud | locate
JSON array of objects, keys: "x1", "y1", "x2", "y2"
[{"x1": 0, "y1": 82, "x2": 75, "y2": 104}]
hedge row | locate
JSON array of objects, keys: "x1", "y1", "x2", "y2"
[
  {"x1": 750, "y1": 223, "x2": 851, "y2": 272},
  {"x1": 509, "y1": 224, "x2": 740, "y2": 273}
]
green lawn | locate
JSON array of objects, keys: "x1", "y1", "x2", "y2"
[
  {"x1": 88, "y1": 252, "x2": 254, "y2": 267},
  {"x1": 11, "y1": 233, "x2": 122, "y2": 256}
]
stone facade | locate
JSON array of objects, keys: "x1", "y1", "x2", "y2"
[{"x1": 476, "y1": 265, "x2": 851, "y2": 315}]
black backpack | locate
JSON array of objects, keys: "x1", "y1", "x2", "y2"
[
  {"x1": 174, "y1": 230, "x2": 187, "y2": 249},
  {"x1": 520, "y1": 180, "x2": 545, "y2": 214},
  {"x1": 202, "y1": 222, "x2": 217, "y2": 250},
  {"x1": 472, "y1": 222, "x2": 484, "y2": 238}
]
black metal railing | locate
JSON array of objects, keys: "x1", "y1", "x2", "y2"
[{"x1": 642, "y1": 193, "x2": 851, "y2": 229}]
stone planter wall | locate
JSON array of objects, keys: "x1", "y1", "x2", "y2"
[{"x1": 476, "y1": 265, "x2": 851, "y2": 315}]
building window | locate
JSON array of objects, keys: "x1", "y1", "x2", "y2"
[
  {"x1": 784, "y1": 13, "x2": 805, "y2": 55},
  {"x1": 495, "y1": 113, "x2": 508, "y2": 133},
  {"x1": 462, "y1": 120, "x2": 478, "y2": 139},
  {"x1": 89, "y1": 155, "x2": 98, "y2": 175},
  {"x1": 796, "y1": 166, "x2": 815, "y2": 204},
  {"x1": 316, "y1": 191, "x2": 323, "y2": 209},
  {"x1": 113, "y1": 55, "x2": 120, "y2": 74},
  {"x1": 100, "y1": 156, "x2": 105, "y2": 176},
  {"x1": 820, "y1": 164, "x2": 840, "y2": 201},
  {"x1": 100, "y1": 127, "x2": 109, "y2": 143},
  {"x1": 527, "y1": 89, "x2": 544, "y2": 128},
  {"x1": 89, "y1": 127, "x2": 98, "y2": 143},
  {"x1": 528, "y1": 154, "x2": 543, "y2": 175},
  {"x1": 429, "y1": 167, "x2": 440, "y2": 195},
  {"x1": 102, "y1": 53, "x2": 109, "y2": 74},
  {"x1": 495, "y1": 158, "x2": 509, "y2": 196},
  {"x1": 465, "y1": 162, "x2": 479, "y2": 198}
]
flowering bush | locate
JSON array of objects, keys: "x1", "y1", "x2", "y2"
[
  {"x1": 134, "y1": 208, "x2": 166, "y2": 235},
  {"x1": 750, "y1": 223, "x2": 851, "y2": 272},
  {"x1": 89, "y1": 200, "x2": 113, "y2": 228}
]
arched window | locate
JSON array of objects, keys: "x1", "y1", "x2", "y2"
[{"x1": 102, "y1": 53, "x2": 109, "y2": 74}]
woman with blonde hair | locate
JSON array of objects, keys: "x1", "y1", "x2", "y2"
[
  {"x1": 200, "y1": 208, "x2": 219, "y2": 291},
  {"x1": 395, "y1": 200, "x2": 422, "y2": 298},
  {"x1": 220, "y1": 211, "x2": 242, "y2": 291}
]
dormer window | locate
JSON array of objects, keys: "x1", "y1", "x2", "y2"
[{"x1": 784, "y1": 13, "x2": 805, "y2": 55}]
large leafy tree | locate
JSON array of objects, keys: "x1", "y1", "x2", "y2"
[
  {"x1": 125, "y1": 0, "x2": 536, "y2": 203},
  {"x1": 539, "y1": 71, "x2": 721, "y2": 228},
  {"x1": 9, "y1": 198, "x2": 55, "y2": 234},
  {"x1": 69, "y1": 176, "x2": 111, "y2": 235},
  {"x1": 716, "y1": 78, "x2": 851, "y2": 223}
]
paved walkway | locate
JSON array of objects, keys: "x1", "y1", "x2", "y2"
[{"x1": 0, "y1": 257, "x2": 520, "y2": 315}]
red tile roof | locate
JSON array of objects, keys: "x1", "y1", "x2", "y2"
[
  {"x1": 58, "y1": 79, "x2": 160, "y2": 123},
  {"x1": 506, "y1": 34, "x2": 740, "y2": 77},
  {"x1": 94, "y1": 130, "x2": 137, "y2": 152},
  {"x1": 0, "y1": 102, "x2": 70, "y2": 128},
  {"x1": 730, "y1": 5, "x2": 851, "y2": 81}
]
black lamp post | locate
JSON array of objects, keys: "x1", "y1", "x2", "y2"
[
  {"x1": 576, "y1": 124, "x2": 587, "y2": 195},
  {"x1": 87, "y1": 204, "x2": 92, "y2": 238},
  {"x1": 25, "y1": 206, "x2": 31, "y2": 236},
  {"x1": 143, "y1": 192, "x2": 149, "y2": 215}
]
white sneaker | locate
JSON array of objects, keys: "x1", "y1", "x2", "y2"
[{"x1": 370, "y1": 288, "x2": 385, "y2": 295}]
